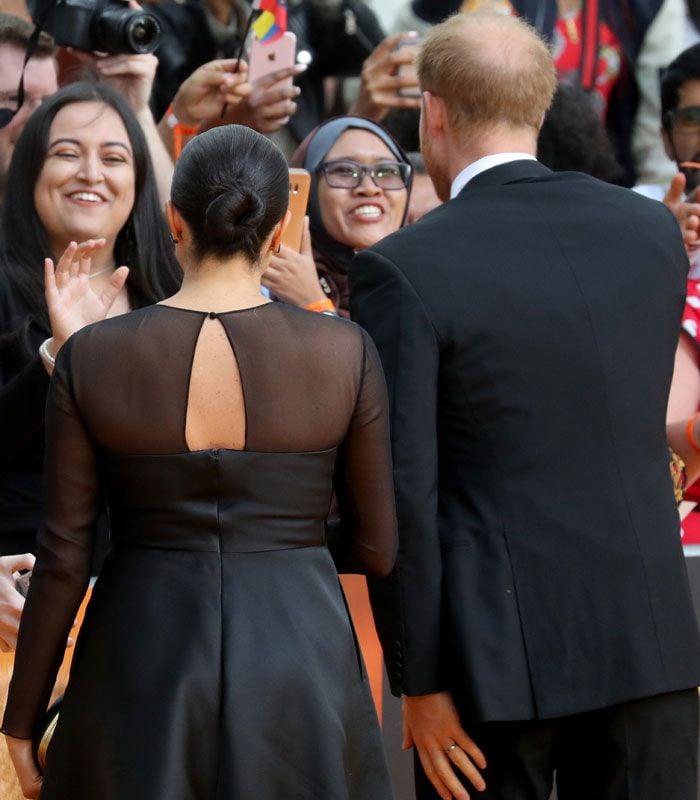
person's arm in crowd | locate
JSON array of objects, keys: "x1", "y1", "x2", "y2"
[
  {"x1": 157, "y1": 58, "x2": 252, "y2": 159},
  {"x1": 175, "y1": 63, "x2": 305, "y2": 140},
  {"x1": 667, "y1": 329, "x2": 700, "y2": 488},
  {"x1": 261, "y1": 218, "x2": 329, "y2": 308},
  {"x1": 632, "y1": 0, "x2": 686, "y2": 186},
  {"x1": 348, "y1": 31, "x2": 421, "y2": 121},
  {"x1": 210, "y1": 64, "x2": 307, "y2": 135},
  {"x1": 663, "y1": 172, "x2": 700, "y2": 247},
  {"x1": 0, "y1": 553, "x2": 35, "y2": 653},
  {"x1": 72, "y1": 51, "x2": 173, "y2": 203},
  {"x1": 668, "y1": 332, "x2": 700, "y2": 422},
  {"x1": 669, "y1": 416, "x2": 700, "y2": 487}
]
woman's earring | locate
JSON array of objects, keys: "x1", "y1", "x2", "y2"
[
  {"x1": 170, "y1": 232, "x2": 180, "y2": 245},
  {"x1": 275, "y1": 244, "x2": 281, "y2": 254}
]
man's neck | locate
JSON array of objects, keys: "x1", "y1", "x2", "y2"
[{"x1": 446, "y1": 131, "x2": 538, "y2": 186}]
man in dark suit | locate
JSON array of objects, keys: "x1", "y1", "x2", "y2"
[{"x1": 350, "y1": 11, "x2": 700, "y2": 800}]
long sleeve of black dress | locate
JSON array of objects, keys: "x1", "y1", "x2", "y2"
[{"x1": 2, "y1": 341, "x2": 99, "y2": 739}]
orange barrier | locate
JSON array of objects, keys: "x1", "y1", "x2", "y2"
[
  {"x1": 0, "y1": 590, "x2": 91, "y2": 800},
  {"x1": 340, "y1": 575, "x2": 384, "y2": 722}
]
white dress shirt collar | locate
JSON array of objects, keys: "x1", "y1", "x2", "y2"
[{"x1": 450, "y1": 153, "x2": 537, "y2": 199}]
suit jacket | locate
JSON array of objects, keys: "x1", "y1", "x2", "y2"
[{"x1": 350, "y1": 159, "x2": 700, "y2": 722}]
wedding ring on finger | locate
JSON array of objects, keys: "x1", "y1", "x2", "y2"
[{"x1": 446, "y1": 742, "x2": 459, "y2": 755}]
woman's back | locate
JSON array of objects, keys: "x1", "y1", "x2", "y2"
[
  {"x1": 4, "y1": 302, "x2": 397, "y2": 799},
  {"x1": 70, "y1": 302, "x2": 377, "y2": 456}
]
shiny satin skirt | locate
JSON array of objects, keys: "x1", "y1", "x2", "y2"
[{"x1": 40, "y1": 542, "x2": 393, "y2": 799}]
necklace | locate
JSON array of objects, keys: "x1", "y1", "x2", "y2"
[{"x1": 88, "y1": 265, "x2": 115, "y2": 280}]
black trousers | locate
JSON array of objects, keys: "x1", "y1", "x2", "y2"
[{"x1": 415, "y1": 689, "x2": 699, "y2": 800}]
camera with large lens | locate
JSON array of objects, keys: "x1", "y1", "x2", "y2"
[{"x1": 35, "y1": 0, "x2": 161, "y2": 55}]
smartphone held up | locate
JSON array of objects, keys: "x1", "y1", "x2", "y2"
[
  {"x1": 248, "y1": 31, "x2": 298, "y2": 86},
  {"x1": 394, "y1": 36, "x2": 422, "y2": 99},
  {"x1": 282, "y1": 169, "x2": 311, "y2": 252}
]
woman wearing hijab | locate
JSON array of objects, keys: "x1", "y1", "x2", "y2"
[{"x1": 262, "y1": 116, "x2": 412, "y2": 317}]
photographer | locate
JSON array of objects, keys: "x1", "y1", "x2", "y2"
[{"x1": 0, "y1": 8, "x2": 176, "y2": 205}]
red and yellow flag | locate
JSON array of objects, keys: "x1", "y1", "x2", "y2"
[{"x1": 252, "y1": 0, "x2": 288, "y2": 43}]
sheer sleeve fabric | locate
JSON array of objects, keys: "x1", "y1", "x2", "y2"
[
  {"x1": 2, "y1": 341, "x2": 99, "y2": 739},
  {"x1": 330, "y1": 330, "x2": 397, "y2": 577}
]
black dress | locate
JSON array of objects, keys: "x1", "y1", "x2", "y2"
[{"x1": 2, "y1": 302, "x2": 397, "y2": 799}]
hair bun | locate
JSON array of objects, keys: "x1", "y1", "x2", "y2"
[
  {"x1": 204, "y1": 184, "x2": 265, "y2": 243},
  {"x1": 171, "y1": 125, "x2": 290, "y2": 262}
]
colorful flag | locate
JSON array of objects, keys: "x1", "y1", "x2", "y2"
[{"x1": 252, "y1": 0, "x2": 287, "y2": 43}]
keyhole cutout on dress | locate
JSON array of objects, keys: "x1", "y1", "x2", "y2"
[{"x1": 185, "y1": 316, "x2": 246, "y2": 452}]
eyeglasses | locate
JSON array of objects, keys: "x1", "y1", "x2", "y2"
[
  {"x1": 664, "y1": 105, "x2": 700, "y2": 134},
  {"x1": 317, "y1": 159, "x2": 410, "y2": 190}
]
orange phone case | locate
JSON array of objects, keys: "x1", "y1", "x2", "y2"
[{"x1": 282, "y1": 169, "x2": 311, "y2": 252}]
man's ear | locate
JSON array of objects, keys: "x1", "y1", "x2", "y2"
[{"x1": 422, "y1": 91, "x2": 446, "y2": 141}]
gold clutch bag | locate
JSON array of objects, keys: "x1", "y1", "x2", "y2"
[{"x1": 33, "y1": 698, "x2": 62, "y2": 772}]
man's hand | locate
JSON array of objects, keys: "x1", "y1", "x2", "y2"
[
  {"x1": 223, "y1": 64, "x2": 307, "y2": 134},
  {"x1": 403, "y1": 692, "x2": 487, "y2": 800},
  {"x1": 262, "y1": 218, "x2": 326, "y2": 307},
  {"x1": 171, "y1": 58, "x2": 252, "y2": 127},
  {"x1": 0, "y1": 554, "x2": 35, "y2": 652},
  {"x1": 349, "y1": 32, "x2": 422, "y2": 122},
  {"x1": 663, "y1": 172, "x2": 700, "y2": 248}
]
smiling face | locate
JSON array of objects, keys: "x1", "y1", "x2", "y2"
[
  {"x1": 33, "y1": 101, "x2": 136, "y2": 256},
  {"x1": 316, "y1": 129, "x2": 408, "y2": 251}
]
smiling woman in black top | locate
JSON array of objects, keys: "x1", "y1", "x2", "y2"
[{"x1": 0, "y1": 80, "x2": 181, "y2": 559}]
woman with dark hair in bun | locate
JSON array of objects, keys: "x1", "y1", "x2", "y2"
[{"x1": 3, "y1": 124, "x2": 397, "y2": 800}]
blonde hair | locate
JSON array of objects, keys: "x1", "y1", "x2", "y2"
[{"x1": 417, "y1": 11, "x2": 556, "y2": 137}]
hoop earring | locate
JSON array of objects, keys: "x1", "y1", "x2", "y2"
[
  {"x1": 275, "y1": 244, "x2": 281, "y2": 254},
  {"x1": 170, "y1": 232, "x2": 180, "y2": 245}
]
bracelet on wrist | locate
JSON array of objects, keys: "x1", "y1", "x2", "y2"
[
  {"x1": 39, "y1": 338, "x2": 56, "y2": 369},
  {"x1": 165, "y1": 104, "x2": 199, "y2": 160},
  {"x1": 686, "y1": 412, "x2": 700, "y2": 454},
  {"x1": 304, "y1": 298, "x2": 336, "y2": 314}
]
